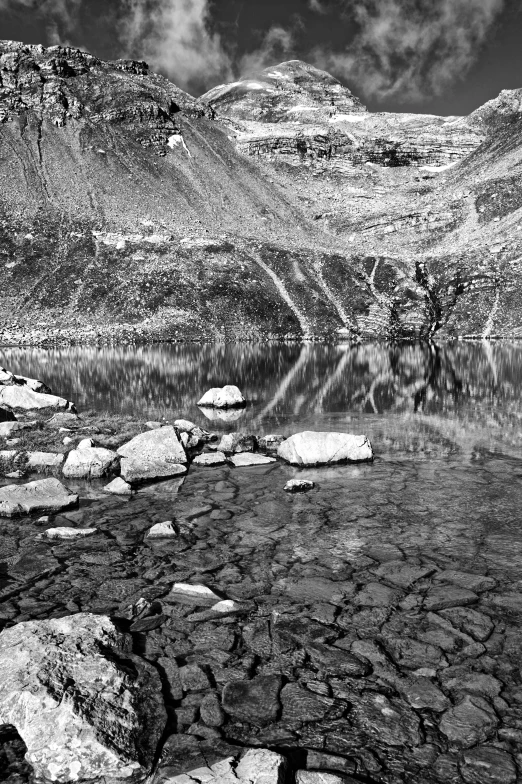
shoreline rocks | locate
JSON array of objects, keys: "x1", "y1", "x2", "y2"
[
  {"x1": 117, "y1": 426, "x2": 187, "y2": 483},
  {"x1": 278, "y1": 431, "x2": 373, "y2": 466},
  {"x1": 0, "y1": 477, "x2": 78, "y2": 517}
]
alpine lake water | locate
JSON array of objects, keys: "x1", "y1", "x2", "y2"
[{"x1": 2, "y1": 341, "x2": 522, "y2": 784}]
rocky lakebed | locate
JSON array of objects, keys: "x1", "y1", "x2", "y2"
[{"x1": 0, "y1": 346, "x2": 522, "y2": 784}]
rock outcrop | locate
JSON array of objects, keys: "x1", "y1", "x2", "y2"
[
  {"x1": 0, "y1": 613, "x2": 166, "y2": 782},
  {"x1": 278, "y1": 431, "x2": 373, "y2": 465}
]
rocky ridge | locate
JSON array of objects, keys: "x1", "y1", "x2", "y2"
[{"x1": 1, "y1": 43, "x2": 522, "y2": 341}]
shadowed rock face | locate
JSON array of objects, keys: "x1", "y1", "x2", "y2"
[{"x1": 1, "y1": 43, "x2": 522, "y2": 342}]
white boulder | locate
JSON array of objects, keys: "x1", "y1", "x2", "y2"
[
  {"x1": 193, "y1": 451, "x2": 227, "y2": 466},
  {"x1": 169, "y1": 583, "x2": 221, "y2": 604},
  {"x1": 63, "y1": 447, "x2": 120, "y2": 479},
  {"x1": 146, "y1": 521, "x2": 177, "y2": 538},
  {"x1": 197, "y1": 385, "x2": 245, "y2": 408},
  {"x1": 278, "y1": 431, "x2": 373, "y2": 466},
  {"x1": 43, "y1": 527, "x2": 97, "y2": 539},
  {"x1": 284, "y1": 478, "x2": 315, "y2": 492},
  {"x1": 0, "y1": 385, "x2": 74, "y2": 412},
  {"x1": 117, "y1": 426, "x2": 187, "y2": 483},
  {"x1": 103, "y1": 476, "x2": 133, "y2": 495},
  {"x1": 0, "y1": 613, "x2": 166, "y2": 783},
  {"x1": 0, "y1": 478, "x2": 78, "y2": 517},
  {"x1": 229, "y1": 453, "x2": 276, "y2": 467}
]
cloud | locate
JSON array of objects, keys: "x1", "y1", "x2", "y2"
[
  {"x1": 0, "y1": 0, "x2": 82, "y2": 45},
  {"x1": 238, "y1": 25, "x2": 295, "y2": 77},
  {"x1": 314, "y1": 0, "x2": 505, "y2": 102},
  {"x1": 120, "y1": 0, "x2": 233, "y2": 95},
  {"x1": 308, "y1": 0, "x2": 329, "y2": 13}
]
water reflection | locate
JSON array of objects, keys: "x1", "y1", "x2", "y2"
[{"x1": 2, "y1": 341, "x2": 522, "y2": 460}]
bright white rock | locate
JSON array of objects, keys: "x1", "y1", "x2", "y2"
[
  {"x1": 0, "y1": 385, "x2": 74, "y2": 412},
  {"x1": 193, "y1": 451, "x2": 227, "y2": 466},
  {"x1": 278, "y1": 431, "x2": 373, "y2": 466},
  {"x1": 170, "y1": 583, "x2": 221, "y2": 604},
  {"x1": 117, "y1": 426, "x2": 187, "y2": 483},
  {"x1": 284, "y1": 478, "x2": 315, "y2": 492},
  {"x1": 103, "y1": 476, "x2": 133, "y2": 495},
  {"x1": 197, "y1": 385, "x2": 246, "y2": 408},
  {"x1": 43, "y1": 527, "x2": 97, "y2": 539},
  {"x1": 63, "y1": 447, "x2": 120, "y2": 479},
  {"x1": 146, "y1": 521, "x2": 177, "y2": 538},
  {"x1": 229, "y1": 453, "x2": 276, "y2": 467}
]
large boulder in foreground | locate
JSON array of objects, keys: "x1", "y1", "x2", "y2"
[
  {"x1": 0, "y1": 385, "x2": 74, "y2": 412},
  {"x1": 0, "y1": 366, "x2": 51, "y2": 394},
  {"x1": 63, "y1": 446, "x2": 120, "y2": 479},
  {"x1": 0, "y1": 477, "x2": 78, "y2": 517},
  {"x1": 197, "y1": 385, "x2": 246, "y2": 408},
  {"x1": 277, "y1": 431, "x2": 373, "y2": 466},
  {"x1": 117, "y1": 426, "x2": 187, "y2": 483},
  {"x1": 0, "y1": 613, "x2": 166, "y2": 783}
]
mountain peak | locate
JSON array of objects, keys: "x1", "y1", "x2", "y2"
[{"x1": 201, "y1": 59, "x2": 366, "y2": 123}]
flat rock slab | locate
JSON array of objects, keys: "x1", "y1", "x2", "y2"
[
  {"x1": 197, "y1": 385, "x2": 246, "y2": 408},
  {"x1": 0, "y1": 477, "x2": 78, "y2": 517},
  {"x1": 0, "y1": 613, "x2": 166, "y2": 782},
  {"x1": 222, "y1": 674, "x2": 283, "y2": 725},
  {"x1": 229, "y1": 453, "x2": 276, "y2": 467},
  {"x1": 0, "y1": 385, "x2": 73, "y2": 411},
  {"x1": 169, "y1": 583, "x2": 221, "y2": 604},
  {"x1": 63, "y1": 446, "x2": 120, "y2": 479},
  {"x1": 26, "y1": 452, "x2": 65, "y2": 470},
  {"x1": 117, "y1": 426, "x2": 187, "y2": 482},
  {"x1": 277, "y1": 431, "x2": 373, "y2": 466},
  {"x1": 193, "y1": 451, "x2": 227, "y2": 466},
  {"x1": 43, "y1": 527, "x2": 97, "y2": 539}
]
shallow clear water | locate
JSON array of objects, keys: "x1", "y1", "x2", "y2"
[{"x1": 2, "y1": 342, "x2": 522, "y2": 782}]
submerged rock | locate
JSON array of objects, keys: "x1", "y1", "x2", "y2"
[
  {"x1": 104, "y1": 476, "x2": 133, "y2": 495},
  {"x1": 278, "y1": 431, "x2": 373, "y2": 466},
  {"x1": 0, "y1": 385, "x2": 74, "y2": 412},
  {"x1": 63, "y1": 446, "x2": 120, "y2": 479},
  {"x1": 117, "y1": 426, "x2": 187, "y2": 483},
  {"x1": 0, "y1": 613, "x2": 166, "y2": 783},
  {"x1": 197, "y1": 385, "x2": 246, "y2": 408},
  {"x1": 284, "y1": 478, "x2": 315, "y2": 492},
  {"x1": 0, "y1": 477, "x2": 78, "y2": 517},
  {"x1": 229, "y1": 453, "x2": 276, "y2": 467}
]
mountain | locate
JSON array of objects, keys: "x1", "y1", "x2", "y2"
[{"x1": 1, "y1": 42, "x2": 522, "y2": 344}]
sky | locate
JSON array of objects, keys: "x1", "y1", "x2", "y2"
[{"x1": 1, "y1": 0, "x2": 522, "y2": 115}]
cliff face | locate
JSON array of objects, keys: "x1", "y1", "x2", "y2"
[{"x1": 1, "y1": 43, "x2": 522, "y2": 344}]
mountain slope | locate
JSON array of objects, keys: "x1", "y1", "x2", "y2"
[{"x1": 1, "y1": 43, "x2": 522, "y2": 344}]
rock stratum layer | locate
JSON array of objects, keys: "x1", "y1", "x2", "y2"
[{"x1": 1, "y1": 42, "x2": 522, "y2": 342}]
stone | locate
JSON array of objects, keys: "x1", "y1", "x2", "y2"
[
  {"x1": 439, "y1": 694, "x2": 498, "y2": 747},
  {"x1": 235, "y1": 749, "x2": 287, "y2": 784},
  {"x1": 0, "y1": 385, "x2": 73, "y2": 411},
  {"x1": 229, "y1": 453, "x2": 276, "y2": 467},
  {"x1": 169, "y1": 583, "x2": 221, "y2": 604},
  {"x1": 146, "y1": 421, "x2": 163, "y2": 429},
  {"x1": 434, "y1": 570, "x2": 497, "y2": 593},
  {"x1": 443, "y1": 672, "x2": 502, "y2": 698},
  {"x1": 211, "y1": 600, "x2": 242, "y2": 614},
  {"x1": 200, "y1": 693, "x2": 225, "y2": 727},
  {"x1": 296, "y1": 774, "x2": 346, "y2": 784},
  {"x1": 157, "y1": 657, "x2": 183, "y2": 700},
  {"x1": 355, "y1": 581, "x2": 402, "y2": 607},
  {"x1": 117, "y1": 426, "x2": 187, "y2": 482},
  {"x1": 306, "y1": 641, "x2": 371, "y2": 677},
  {"x1": 217, "y1": 433, "x2": 256, "y2": 453},
  {"x1": 46, "y1": 412, "x2": 81, "y2": 429},
  {"x1": 43, "y1": 527, "x2": 97, "y2": 539},
  {"x1": 438, "y1": 607, "x2": 494, "y2": 642},
  {"x1": 0, "y1": 613, "x2": 166, "y2": 783},
  {"x1": 146, "y1": 521, "x2": 177, "y2": 538},
  {"x1": 400, "y1": 677, "x2": 450, "y2": 711},
  {"x1": 222, "y1": 675, "x2": 283, "y2": 725},
  {"x1": 352, "y1": 692, "x2": 422, "y2": 747},
  {"x1": 0, "y1": 477, "x2": 78, "y2": 517},
  {"x1": 26, "y1": 451, "x2": 65, "y2": 470},
  {"x1": 489, "y1": 593, "x2": 522, "y2": 613},
  {"x1": 371, "y1": 560, "x2": 436, "y2": 588},
  {"x1": 280, "y1": 683, "x2": 333, "y2": 724},
  {"x1": 0, "y1": 407, "x2": 16, "y2": 423},
  {"x1": 63, "y1": 446, "x2": 120, "y2": 478},
  {"x1": 424, "y1": 586, "x2": 479, "y2": 611},
  {"x1": 459, "y1": 746, "x2": 517, "y2": 784},
  {"x1": 77, "y1": 437, "x2": 95, "y2": 449},
  {"x1": 193, "y1": 451, "x2": 227, "y2": 466},
  {"x1": 277, "y1": 431, "x2": 373, "y2": 466},
  {"x1": 284, "y1": 478, "x2": 315, "y2": 492},
  {"x1": 259, "y1": 434, "x2": 285, "y2": 452},
  {"x1": 103, "y1": 476, "x2": 133, "y2": 495},
  {"x1": 179, "y1": 664, "x2": 211, "y2": 692},
  {"x1": 197, "y1": 385, "x2": 246, "y2": 408},
  {"x1": 383, "y1": 636, "x2": 448, "y2": 669},
  {"x1": 175, "y1": 419, "x2": 198, "y2": 432}
]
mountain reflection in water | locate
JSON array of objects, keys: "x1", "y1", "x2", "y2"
[{"x1": 2, "y1": 341, "x2": 522, "y2": 461}]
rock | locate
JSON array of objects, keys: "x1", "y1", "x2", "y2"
[
  {"x1": 78, "y1": 437, "x2": 95, "y2": 449},
  {"x1": 146, "y1": 520, "x2": 177, "y2": 538},
  {"x1": 103, "y1": 476, "x2": 133, "y2": 495},
  {"x1": 26, "y1": 452, "x2": 65, "y2": 470},
  {"x1": 146, "y1": 421, "x2": 163, "y2": 429},
  {"x1": 399, "y1": 677, "x2": 450, "y2": 711},
  {"x1": 217, "y1": 433, "x2": 256, "y2": 453},
  {"x1": 0, "y1": 367, "x2": 51, "y2": 393},
  {"x1": 63, "y1": 436, "x2": 73, "y2": 445},
  {"x1": 424, "y1": 586, "x2": 479, "y2": 611},
  {"x1": 284, "y1": 478, "x2": 315, "y2": 492},
  {"x1": 117, "y1": 426, "x2": 187, "y2": 482},
  {"x1": 0, "y1": 407, "x2": 16, "y2": 423},
  {"x1": 296, "y1": 773, "x2": 345, "y2": 784},
  {"x1": 200, "y1": 693, "x2": 225, "y2": 727},
  {"x1": 0, "y1": 613, "x2": 166, "y2": 783},
  {"x1": 63, "y1": 446, "x2": 120, "y2": 479},
  {"x1": 383, "y1": 636, "x2": 448, "y2": 669},
  {"x1": 371, "y1": 560, "x2": 436, "y2": 588},
  {"x1": 46, "y1": 412, "x2": 81, "y2": 429},
  {"x1": 222, "y1": 675, "x2": 283, "y2": 726},
  {"x1": 193, "y1": 451, "x2": 227, "y2": 466},
  {"x1": 197, "y1": 385, "x2": 246, "y2": 408},
  {"x1": 43, "y1": 527, "x2": 97, "y2": 539},
  {"x1": 229, "y1": 453, "x2": 276, "y2": 467},
  {"x1": 211, "y1": 600, "x2": 243, "y2": 614},
  {"x1": 439, "y1": 694, "x2": 498, "y2": 747},
  {"x1": 438, "y1": 607, "x2": 494, "y2": 642},
  {"x1": 352, "y1": 692, "x2": 422, "y2": 747},
  {"x1": 0, "y1": 385, "x2": 74, "y2": 411},
  {"x1": 459, "y1": 746, "x2": 517, "y2": 784},
  {"x1": 235, "y1": 749, "x2": 287, "y2": 784},
  {"x1": 306, "y1": 641, "x2": 371, "y2": 677},
  {"x1": 355, "y1": 581, "x2": 402, "y2": 607},
  {"x1": 175, "y1": 419, "x2": 198, "y2": 432},
  {"x1": 0, "y1": 477, "x2": 78, "y2": 517},
  {"x1": 169, "y1": 583, "x2": 221, "y2": 604},
  {"x1": 443, "y1": 672, "x2": 502, "y2": 699},
  {"x1": 434, "y1": 570, "x2": 497, "y2": 593},
  {"x1": 0, "y1": 421, "x2": 22, "y2": 437},
  {"x1": 259, "y1": 434, "x2": 285, "y2": 452},
  {"x1": 280, "y1": 683, "x2": 333, "y2": 724},
  {"x1": 277, "y1": 431, "x2": 373, "y2": 466},
  {"x1": 179, "y1": 664, "x2": 211, "y2": 692}
]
